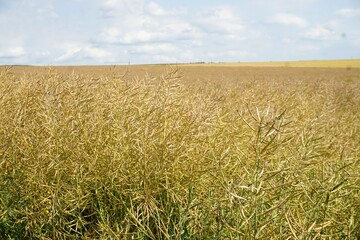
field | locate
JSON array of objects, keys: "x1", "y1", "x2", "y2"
[
  {"x1": 186, "y1": 59, "x2": 360, "y2": 68},
  {"x1": 0, "y1": 64, "x2": 359, "y2": 239}
]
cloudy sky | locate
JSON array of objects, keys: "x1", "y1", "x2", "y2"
[{"x1": 0, "y1": 0, "x2": 359, "y2": 65}]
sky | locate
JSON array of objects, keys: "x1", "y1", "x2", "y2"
[{"x1": 0, "y1": 0, "x2": 359, "y2": 65}]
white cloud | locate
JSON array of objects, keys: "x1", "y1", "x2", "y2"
[
  {"x1": 203, "y1": 6, "x2": 234, "y2": 20},
  {"x1": 160, "y1": 22, "x2": 201, "y2": 41},
  {"x1": 147, "y1": 2, "x2": 166, "y2": 16},
  {"x1": 131, "y1": 43, "x2": 178, "y2": 54},
  {"x1": 146, "y1": 2, "x2": 186, "y2": 16},
  {"x1": 103, "y1": 0, "x2": 122, "y2": 8},
  {"x1": 336, "y1": 8, "x2": 360, "y2": 17},
  {"x1": 224, "y1": 50, "x2": 255, "y2": 58},
  {"x1": 101, "y1": 0, "x2": 144, "y2": 18},
  {"x1": 95, "y1": 1, "x2": 200, "y2": 46},
  {"x1": 0, "y1": 46, "x2": 26, "y2": 58},
  {"x1": 96, "y1": 28, "x2": 156, "y2": 44},
  {"x1": 196, "y1": 7, "x2": 244, "y2": 34},
  {"x1": 9, "y1": 47, "x2": 26, "y2": 57},
  {"x1": 305, "y1": 26, "x2": 336, "y2": 40},
  {"x1": 120, "y1": 30, "x2": 155, "y2": 44},
  {"x1": 96, "y1": 21, "x2": 201, "y2": 45},
  {"x1": 97, "y1": 27, "x2": 121, "y2": 43},
  {"x1": 83, "y1": 47, "x2": 111, "y2": 59},
  {"x1": 98, "y1": 25, "x2": 147, "y2": 44},
  {"x1": 269, "y1": 13, "x2": 308, "y2": 27},
  {"x1": 55, "y1": 44, "x2": 112, "y2": 63}
]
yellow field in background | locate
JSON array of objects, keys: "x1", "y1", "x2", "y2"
[{"x1": 185, "y1": 59, "x2": 360, "y2": 68}]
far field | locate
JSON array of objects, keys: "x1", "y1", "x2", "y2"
[
  {"x1": 0, "y1": 62, "x2": 359, "y2": 239},
  {"x1": 185, "y1": 59, "x2": 360, "y2": 68},
  {"x1": 2, "y1": 58, "x2": 360, "y2": 81}
]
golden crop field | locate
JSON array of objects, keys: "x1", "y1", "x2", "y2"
[
  {"x1": 186, "y1": 59, "x2": 360, "y2": 68},
  {"x1": 1, "y1": 64, "x2": 359, "y2": 239}
]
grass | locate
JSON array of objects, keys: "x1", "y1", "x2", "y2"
[{"x1": 0, "y1": 65, "x2": 359, "y2": 239}]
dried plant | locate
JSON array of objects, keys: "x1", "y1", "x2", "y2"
[{"x1": 0, "y1": 66, "x2": 359, "y2": 239}]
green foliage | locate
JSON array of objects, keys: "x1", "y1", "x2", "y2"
[{"x1": 0, "y1": 66, "x2": 359, "y2": 239}]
